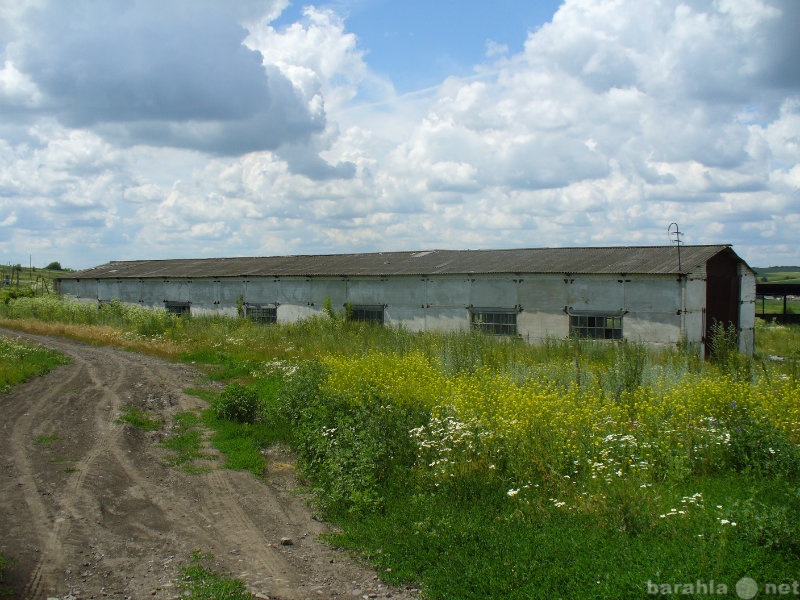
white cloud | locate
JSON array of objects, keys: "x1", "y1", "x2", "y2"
[{"x1": 0, "y1": 0, "x2": 798, "y2": 269}]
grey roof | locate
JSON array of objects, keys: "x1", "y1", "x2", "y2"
[{"x1": 61, "y1": 245, "x2": 747, "y2": 280}]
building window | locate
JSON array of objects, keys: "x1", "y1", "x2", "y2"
[
  {"x1": 470, "y1": 308, "x2": 518, "y2": 336},
  {"x1": 347, "y1": 304, "x2": 385, "y2": 324},
  {"x1": 246, "y1": 304, "x2": 277, "y2": 324},
  {"x1": 569, "y1": 314, "x2": 623, "y2": 340},
  {"x1": 164, "y1": 301, "x2": 191, "y2": 316}
]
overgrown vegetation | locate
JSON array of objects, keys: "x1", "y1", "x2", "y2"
[
  {"x1": 0, "y1": 335, "x2": 69, "y2": 392},
  {"x1": 2, "y1": 295, "x2": 800, "y2": 598}
]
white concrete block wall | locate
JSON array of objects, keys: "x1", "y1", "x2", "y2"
[{"x1": 55, "y1": 266, "x2": 754, "y2": 355}]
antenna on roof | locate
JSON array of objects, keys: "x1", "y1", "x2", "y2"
[{"x1": 668, "y1": 222, "x2": 683, "y2": 272}]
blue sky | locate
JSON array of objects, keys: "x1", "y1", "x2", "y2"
[
  {"x1": 0, "y1": 0, "x2": 798, "y2": 270},
  {"x1": 274, "y1": 1, "x2": 561, "y2": 92}
]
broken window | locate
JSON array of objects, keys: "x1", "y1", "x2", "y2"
[
  {"x1": 470, "y1": 308, "x2": 518, "y2": 336},
  {"x1": 245, "y1": 304, "x2": 277, "y2": 324},
  {"x1": 347, "y1": 304, "x2": 385, "y2": 324},
  {"x1": 164, "y1": 301, "x2": 191, "y2": 316}
]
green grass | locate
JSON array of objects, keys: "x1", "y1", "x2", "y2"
[
  {"x1": 201, "y1": 415, "x2": 274, "y2": 478},
  {"x1": 757, "y1": 298, "x2": 800, "y2": 315},
  {"x1": 161, "y1": 411, "x2": 215, "y2": 472},
  {"x1": 755, "y1": 267, "x2": 800, "y2": 284},
  {"x1": 34, "y1": 434, "x2": 62, "y2": 449},
  {"x1": 755, "y1": 320, "x2": 800, "y2": 361},
  {"x1": 0, "y1": 335, "x2": 68, "y2": 392},
  {"x1": 116, "y1": 405, "x2": 163, "y2": 431},
  {"x1": 328, "y1": 477, "x2": 798, "y2": 599},
  {"x1": 175, "y1": 551, "x2": 254, "y2": 599}
]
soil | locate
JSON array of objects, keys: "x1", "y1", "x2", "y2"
[{"x1": 0, "y1": 329, "x2": 419, "y2": 600}]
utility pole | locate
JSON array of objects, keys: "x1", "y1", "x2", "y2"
[{"x1": 668, "y1": 223, "x2": 683, "y2": 272}]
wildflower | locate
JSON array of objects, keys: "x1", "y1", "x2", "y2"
[{"x1": 507, "y1": 488, "x2": 520, "y2": 497}]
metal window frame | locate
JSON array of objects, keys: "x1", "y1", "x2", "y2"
[
  {"x1": 565, "y1": 307, "x2": 625, "y2": 340},
  {"x1": 164, "y1": 301, "x2": 191, "y2": 316},
  {"x1": 245, "y1": 303, "x2": 278, "y2": 324},
  {"x1": 470, "y1": 307, "x2": 518, "y2": 336},
  {"x1": 347, "y1": 304, "x2": 385, "y2": 324}
]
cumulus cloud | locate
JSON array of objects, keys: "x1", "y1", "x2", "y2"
[
  {"x1": 1, "y1": 0, "x2": 798, "y2": 269},
  {"x1": 0, "y1": 0, "x2": 353, "y2": 173},
  {"x1": 370, "y1": 0, "x2": 799, "y2": 262}
]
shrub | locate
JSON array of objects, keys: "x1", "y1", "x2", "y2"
[
  {"x1": 281, "y1": 361, "x2": 428, "y2": 514},
  {"x1": 734, "y1": 495, "x2": 800, "y2": 553},
  {"x1": 211, "y1": 383, "x2": 260, "y2": 424},
  {"x1": 720, "y1": 402, "x2": 800, "y2": 477},
  {"x1": 708, "y1": 320, "x2": 752, "y2": 380}
]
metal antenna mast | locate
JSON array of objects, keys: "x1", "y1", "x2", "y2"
[{"x1": 668, "y1": 222, "x2": 683, "y2": 272}]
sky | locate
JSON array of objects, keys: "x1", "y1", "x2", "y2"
[{"x1": 0, "y1": 0, "x2": 798, "y2": 270}]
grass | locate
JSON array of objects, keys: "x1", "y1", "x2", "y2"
[
  {"x1": 329, "y1": 477, "x2": 798, "y2": 599},
  {"x1": 755, "y1": 320, "x2": 800, "y2": 362},
  {"x1": 755, "y1": 268, "x2": 800, "y2": 284},
  {"x1": 0, "y1": 335, "x2": 69, "y2": 392},
  {"x1": 2, "y1": 295, "x2": 799, "y2": 598},
  {"x1": 757, "y1": 298, "x2": 800, "y2": 315},
  {"x1": 160, "y1": 407, "x2": 276, "y2": 478},
  {"x1": 202, "y1": 415, "x2": 273, "y2": 478},
  {"x1": 116, "y1": 405, "x2": 163, "y2": 431},
  {"x1": 161, "y1": 411, "x2": 215, "y2": 473},
  {"x1": 0, "y1": 551, "x2": 12, "y2": 599},
  {"x1": 34, "y1": 434, "x2": 62, "y2": 449},
  {"x1": 175, "y1": 551, "x2": 254, "y2": 599}
]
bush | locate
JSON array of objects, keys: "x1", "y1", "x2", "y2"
[
  {"x1": 708, "y1": 320, "x2": 752, "y2": 380},
  {"x1": 734, "y1": 495, "x2": 800, "y2": 554},
  {"x1": 281, "y1": 361, "x2": 429, "y2": 515},
  {"x1": 720, "y1": 402, "x2": 800, "y2": 477},
  {"x1": 211, "y1": 383, "x2": 260, "y2": 424}
]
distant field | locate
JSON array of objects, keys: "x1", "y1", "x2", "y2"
[
  {"x1": 754, "y1": 267, "x2": 800, "y2": 284},
  {"x1": 754, "y1": 267, "x2": 800, "y2": 315},
  {"x1": 0, "y1": 266, "x2": 67, "y2": 297}
]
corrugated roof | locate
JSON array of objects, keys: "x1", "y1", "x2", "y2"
[{"x1": 61, "y1": 245, "x2": 746, "y2": 280}]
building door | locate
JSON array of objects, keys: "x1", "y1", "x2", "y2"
[{"x1": 705, "y1": 252, "x2": 740, "y2": 355}]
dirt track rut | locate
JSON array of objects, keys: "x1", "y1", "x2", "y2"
[{"x1": 0, "y1": 329, "x2": 416, "y2": 600}]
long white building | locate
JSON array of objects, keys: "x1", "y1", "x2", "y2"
[{"x1": 56, "y1": 245, "x2": 756, "y2": 355}]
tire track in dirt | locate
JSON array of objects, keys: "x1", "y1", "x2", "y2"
[
  {"x1": 8, "y1": 362, "x2": 90, "y2": 599},
  {"x1": 0, "y1": 329, "x2": 419, "y2": 600},
  {"x1": 21, "y1": 337, "x2": 209, "y2": 597},
  {"x1": 198, "y1": 469, "x2": 299, "y2": 593},
  {"x1": 7, "y1": 338, "x2": 181, "y2": 598}
]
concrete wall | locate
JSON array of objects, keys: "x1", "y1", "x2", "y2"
[{"x1": 59, "y1": 271, "x2": 697, "y2": 348}]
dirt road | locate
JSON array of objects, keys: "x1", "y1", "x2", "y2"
[{"x1": 0, "y1": 330, "x2": 417, "y2": 600}]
